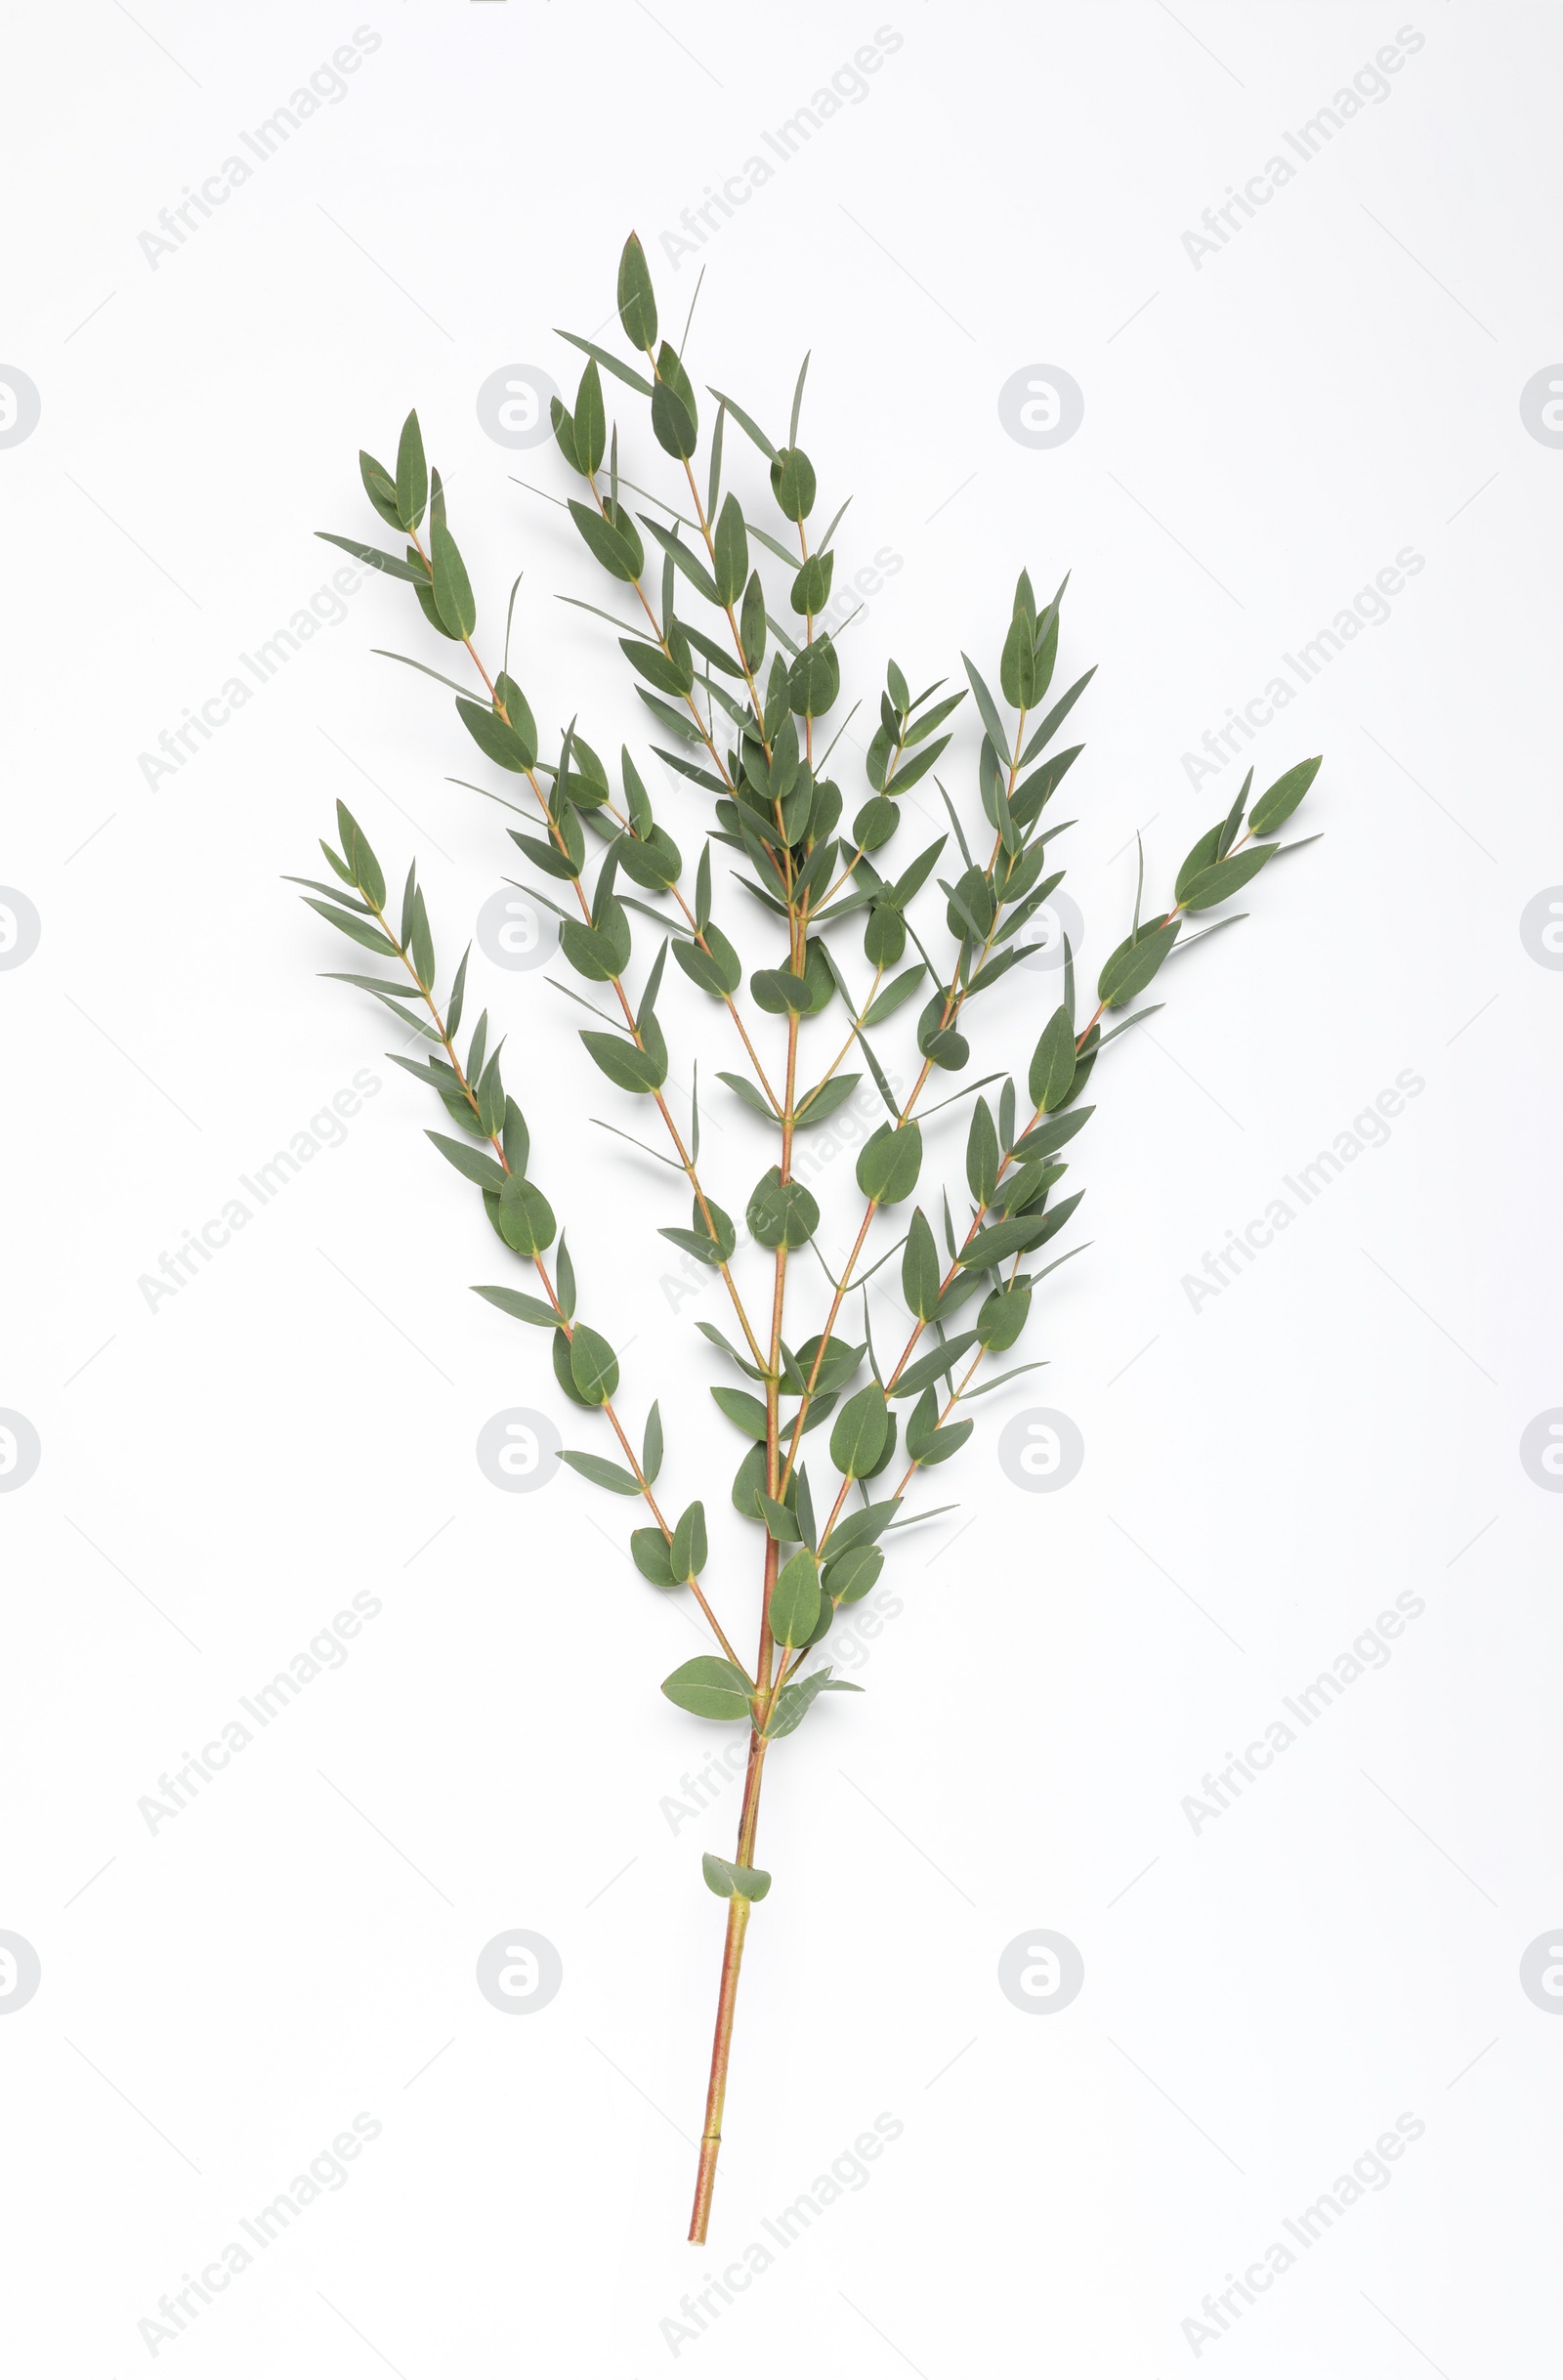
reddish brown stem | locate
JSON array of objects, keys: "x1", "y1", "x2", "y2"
[{"x1": 688, "y1": 1725, "x2": 769, "y2": 2243}]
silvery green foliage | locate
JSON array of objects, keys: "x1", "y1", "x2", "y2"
[{"x1": 297, "y1": 233, "x2": 1322, "y2": 2228}]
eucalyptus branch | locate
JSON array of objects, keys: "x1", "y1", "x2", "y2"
[
  {"x1": 302, "y1": 230, "x2": 1326, "y2": 2250},
  {"x1": 291, "y1": 827, "x2": 747, "y2": 1672}
]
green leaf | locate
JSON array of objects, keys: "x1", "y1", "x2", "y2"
[
  {"x1": 713, "y1": 492, "x2": 749, "y2": 607},
  {"x1": 966, "y1": 1098, "x2": 999, "y2": 1207},
  {"x1": 359, "y1": 449, "x2": 401, "y2": 530},
  {"x1": 497, "y1": 1174, "x2": 557, "y2": 1255},
  {"x1": 1180, "y1": 844, "x2": 1277, "y2": 913},
  {"x1": 766, "y1": 1665, "x2": 861, "y2": 1739},
  {"x1": 701, "y1": 1851, "x2": 771, "y2": 1900},
  {"x1": 824, "y1": 1499, "x2": 901, "y2": 1554},
  {"x1": 746, "y1": 1168, "x2": 819, "y2": 1251},
  {"x1": 1010, "y1": 1104, "x2": 1092, "y2": 1165},
  {"x1": 711, "y1": 1385, "x2": 769, "y2": 1441},
  {"x1": 429, "y1": 519, "x2": 476, "y2": 639},
  {"x1": 472, "y1": 1282, "x2": 557, "y2": 1328},
  {"x1": 829, "y1": 1383, "x2": 890, "y2": 1479},
  {"x1": 652, "y1": 341, "x2": 698, "y2": 458},
  {"x1": 1174, "y1": 823, "x2": 1224, "y2": 905},
  {"x1": 632, "y1": 1528, "x2": 678, "y2": 1587},
  {"x1": 555, "y1": 328, "x2": 655, "y2": 397},
  {"x1": 673, "y1": 926, "x2": 742, "y2": 999},
  {"x1": 793, "y1": 1073, "x2": 863, "y2": 1129},
  {"x1": 907, "y1": 1382, "x2": 974, "y2": 1465},
  {"x1": 317, "y1": 531, "x2": 429, "y2": 585},
  {"x1": 559, "y1": 1448, "x2": 640, "y2": 1495},
  {"x1": 791, "y1": 551, "x2": 834, "y2": 617},
  {"x1": 303, "y1": 898, "x2": 398, "y2": 957},
  {"x1": 916, "y1": 992, "x2": 969, "y2": 1074},
  {"x1": 426, "y1": 1131, "x2": 507, "y2": 1192},
  {"x1": 959, "y1": 1209, "x2": 1062, "y2": 1270},
  {"x1": 659, "y1": 1192, "x2": 737, "y2": 1268},
  {"x1": 661, "y1": 1656, "x2": 753, "y2": 1722},
  {"x1": 317, "y1": 968, "x2": 419, "y2": 1001},
  {"x1": 862, "y1": 964, "x2": 925, "y2": 1026},
  {"x1": 413, "y1": 577, "x2": 463, "y2": 640},
  {"x1": 707, "y1": 386, "x2": 778, "y2": 462},
  {"x1": 999, "y1": 608, "x2": 1036, "y2": 708},
  {"x1": 572, "y1": 359, "x2": 607, "y2": 476},
  {"x1": 1000, "y1": 1157, "x2": 1066, "y2": 1217},
  {"x1": 788, "y1": 634, "x2": 840, "y2": 719},
  {"x1": 639, "y1": 514, "x2": 722, "y2": 608},
  {"x1": 552, "y1": 1326, "x2": 590, "y2": 1407},
  {"x1": 409, "y1": 885, "x2": 436, "y2": 991},
  {"x1": 550, "y1": 395, "x2": 581, "y2": 475},
  {"x1": 824, "y1": 1543, "x2": 883, "y2": 1604},
  {"x1": 1097, "y1": 916, "x2": 1181, "y2": 1008},
  {"x1": 568, "y1": 496, "x2": 645, "y2": 583},
  {"x1": 642, "y1": 1399, "x2": 663, "y2": 1485},
  {"x1": 855, "y1": 1120, "x2": 923, "y2": 1207},
  {"x1": 671, "y1": 1500, "x2": 707, "y2": 1582},
  {"x1": 620, "y1": 634, "x2": 694, "y2": 698},
  {"x1": 740, "y1": 570, "x2": 767, "y2": 670},
  {"x1": 457, "y1": 695, "x2": 536, "y2": 774},
  {"x1": 960, "y1": 652, "x2": 1010, "y2": 758},
  {"x1": 395, "y1": 409, "x2": 427, "y2": 531},
  {"x1": 1019, "y1": 665, "x2": 1095, "y2": 763},
  {"x1": 901, "y1": 1208, "x2": 943, "y2": 1323},
  {"x1": 769, "y1": 445, "x2": 817, "y2": 523},
  {"x1": 616, "y1": 829, "x2": 682, "y2": 894},
  {"x1": 975, "y1": 1277, "x2": 1032, "y2": 1352},
  {"x1": 569, "y1": 1323, "x2": 619, "y2": 1406},
  {"x1": 559, "y1": 917, "x2": 624, "y2": 983},
  {"x1": 1218, "y1": 771, "x2": 1253, "y2": 858},
  {"x1": 748, "y1": 964, "x2": 812, "y2": 1015},
  {"x1": 752, "y1": 1481, "x2": 803, "y2": 1540},
  {"x1": 580, "y1": 1030, "x2": 666, "y2": 1094},
  {"x1": 891, "y1": 1332, "x2": 979, "y2": 1401},
  {"x1": 615, "y1": 232, "x2": 658, "y2": 349},
  {"x1": 1028, "y1": 1005, "x2": 1077, "y2": 1113},
  {"x1": 713, "y1": 1071, "x2": 776, "y2": 1125},
  {"x1": 1248, "y1": 755, "x2": 1322, "y2": 836},
  {"x1": 336, "y1": 804, "x2": 387, "y2": 905},
  {"x1": 768, "y1": 1547, "x2": 822, "y2": 1647}
]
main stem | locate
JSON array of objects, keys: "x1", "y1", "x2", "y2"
[{"x1": 688, "y1": 1725, "x2": 769, "y2": 2242}]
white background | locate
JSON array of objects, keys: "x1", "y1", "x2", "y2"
[{"x1": 2, "y1": 3, "x2": 1558, "y2": 2372}]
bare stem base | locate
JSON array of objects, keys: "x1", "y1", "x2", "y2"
[
  {"x1": 688, "y1": 1891, "x2": 749, "y2": 2242},
  {"x1": 687, "y1": 1730, "x2": 769, "y2": 2243}
]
